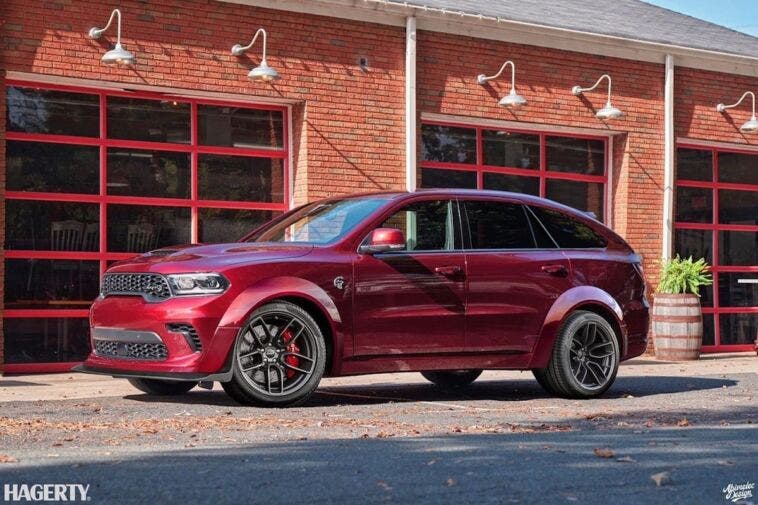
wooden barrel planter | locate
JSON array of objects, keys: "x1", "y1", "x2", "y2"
[{"x1": 652, "y1": 293, "x2": 703, "y2": 361}]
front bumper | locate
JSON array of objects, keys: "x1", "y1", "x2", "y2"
[
  {"x1": 83, "y1": 295, "x2": 239, "y2": 375},
  {"x1": 72, "y1": 364, "x2": 232, "y2": 382}
]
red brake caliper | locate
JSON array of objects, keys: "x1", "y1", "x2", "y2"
[{"x1": 281, "y1": 329, "x2": 300, "y2": 379}]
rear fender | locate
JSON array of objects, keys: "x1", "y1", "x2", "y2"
[
  {"x1": 528, "y1": 286, "x2": 625, "y2": 369},
  {"x1": 217, "y1": 277, "x2": 344, "y2": 375}
]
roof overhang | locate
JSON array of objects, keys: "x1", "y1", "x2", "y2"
[{"x1": 220, "y1": 0, "x2": 758, "y2": 77}]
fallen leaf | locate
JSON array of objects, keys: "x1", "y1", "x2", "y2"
[
  {"x1": 676, "y1": 418, "x2": 690, "y2": 427},
  {"x1": 616, "y1": 456, "x2": 637, "y2": 463},
  {"x1": 594, "y1": 448, "x2": 615, "y2": 458},
  {"x1": 376, "y1": 481, "x2": 393, "y2": 491},
  {"x1": 717, "y1": 460, "x2": 735, "y2": 466},
  {"x1": 651, "y1": 472, "x2": 672, "y2": 487},
  {"x1": 445, "y1": 478, "x2": 457, "y2": 487},
  {"x1": 0, "y1": 455, "x2": 18, "y2": 463}
]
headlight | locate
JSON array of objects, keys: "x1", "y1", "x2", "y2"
[{"x1": 166, "y1": 273, "x2": 230, "y2": 296}]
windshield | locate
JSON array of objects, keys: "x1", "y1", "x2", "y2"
[{"x1": 246, "y1": 197, "x2": 390, "y2": 244}]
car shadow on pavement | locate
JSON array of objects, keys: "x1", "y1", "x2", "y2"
[
  {"x1": 123, "y1": 375, "x2": 739, "y2": 408},
  {"x1": 1, "y1": 426, "x2": 755, "y2": 505}
]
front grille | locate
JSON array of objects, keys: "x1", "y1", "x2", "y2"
[
  {"x1": 101, "y1": 273, "x2": 172, "y2": 301},
  {"x1": 94, "y1": 339, "x2": 169, "y2": 360},
  {"x1": 167, "y1": 323, "x2": 202, "y2": 352}
]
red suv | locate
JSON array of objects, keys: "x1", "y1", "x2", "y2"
[{"x1": 77, "y1": 190, "x2": 649, "y2": 407}]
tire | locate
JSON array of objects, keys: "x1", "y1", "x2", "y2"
[
  {"x1": 222, "y1": 301, "x2": 327, "y2": 407},
  {"x1": 127, "y1": 378, "x2": 198, "y2": 396},
  {"x1": 421, "y1": 370, "x2": 482, "y2": 388},
  {"x1": 536, "y1": 310, "x2": 620, "y2": 399}
]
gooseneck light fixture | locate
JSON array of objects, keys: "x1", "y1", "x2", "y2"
[
  {"x1": 88, "y1": 9, "x2": 135, "y2": 66},
  {"x1": 476, "y1": 60, "x2": 527, "y2": 108},
  {"x1": 572, "y1": 74, "x2": 623, "y2": 120},
  {"x1": 716, "y1": 91, "x2": 758, "y2": 134},
  {"x1": 231, "y1": 28, "x2": 280, "y2": 82}
]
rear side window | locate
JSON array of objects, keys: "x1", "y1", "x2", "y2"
[
  {"x1": 464, "y1": 200, "x2": 535, "y2": 249},
  {"x1": 529, "y1": 206, "x2": 607, "y2": 249}
]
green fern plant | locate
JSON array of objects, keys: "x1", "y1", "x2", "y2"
[{"x1": 656, "y1": 255, "x2": 713, "y2": 296}]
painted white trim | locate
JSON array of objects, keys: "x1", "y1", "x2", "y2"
[
  {"x1": 5, "y1": 71, "x2": 300, "y2": 106},
  {"x1": 405, "y1": 16, "x2": 418, "y2": 192},
  {"x1": 422, "y1": 112, "x2": 624, "y2": 138},
  {"x1": 287, "y1": 105, "x2": 295, "y2": 209},
  {"x1": 662, "y1": 54, "x2": 675, "y2": 261},
  {"x1": 677, "y1": 137, "x2": 758, "y2": 153},
  {"x1": 221, "y1": 0, "x2": 758, "y2": 77}
]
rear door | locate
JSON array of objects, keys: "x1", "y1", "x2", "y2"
[
  {"x1": 462, "y1": 198, "x2": 573, "y2": 353},
  {"x1": 353, "y1": 198, "x2": 467, "y2": 355}
]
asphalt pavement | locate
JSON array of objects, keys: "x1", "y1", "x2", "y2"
[{"x1": 0, "y1": 354, "x2": 756, "y2": 504}]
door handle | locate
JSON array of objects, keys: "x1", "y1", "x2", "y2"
[
  {"x1": 541, "y1": 264, "x2": 568, "y2": 276},
  {"x1": 434, "y1": 265, "x2": 463, "y2": 277}
]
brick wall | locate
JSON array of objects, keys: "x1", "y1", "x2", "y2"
[
  {"x1": 416, "y1": 31, "x2": 666, "y2": 287},
  {"x1": 675, "y1": 67, "x2": 758, "y2": 145}
]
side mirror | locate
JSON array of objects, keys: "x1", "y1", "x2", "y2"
[{"x1": 359, "y1": 228, "x2": 406, "y2": 254}]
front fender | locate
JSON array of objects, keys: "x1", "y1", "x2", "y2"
[
  {"x1": 527, "y1": 286, "x2": 625, "y2": 369},
  {"x1": 217, "y1": 276, "x2": 344, "y2": 375}
]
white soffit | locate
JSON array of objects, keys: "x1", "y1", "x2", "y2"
[{"x1": 221, "y1": 0, "x2": 758, "y2": 77}]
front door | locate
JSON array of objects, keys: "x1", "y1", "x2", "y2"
[
  {"x1": 462, "y1": 198, "x2": 572, "y2": 353},
  {"x1": 353, "y1": 199, "x2": 466, "y2": 355}
]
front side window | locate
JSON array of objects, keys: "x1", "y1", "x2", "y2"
[
  {"x1": 464, "y1": 200, "x2": 535, "y2": 250},
  {"x1": 379, "y1": 200, "x2": 460, "y2": 251},
  {"x1": 249, "y1": 198, "x2": 389, "y2": 245},
  {"x1": 529, "y1": 206, "x2": 607, "y2": 249}
]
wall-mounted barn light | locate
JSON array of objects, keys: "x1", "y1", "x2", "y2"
[
  {"x1": 231, "y1": 28, "x2": 280, "y2": 82},
  {"x1": 717, "y1": 91, "x2": 758, "y2": 133},
  {"x1": 88, "y1": 9, "x2": 135, "y2": 66},
  {"x1": 572, "y1": 74, "x2": 623, "y2": 120},
  {"x1": 476, "y1": 60, "x2": 527, "y2": 108}
]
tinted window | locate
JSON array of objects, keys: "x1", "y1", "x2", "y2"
[
  {"x1": 4, "y1": 259, "x2": 100, "y2": 309},
  {"x1": 676, "y1": 186, "x2": 713, "y2": 223},
  {"x1": 421, "y1": 168, "x2": 477, "y2": 189},
  {"x1": 718, "y1": 189, "x2": 757, "y2": 225},
  {"x1": 546, "y1": 137, "x2": 605, "y2": 175},
  {"x1": 107, "y1": 149, "x2": 190, "y2": 199},
  {"x1": 198, "y1": 155, "x2": 284, "y2": 202},
  {"x1": 529, "y1": 206, "x2": 607, "y2": 249},
  {"x1": 3, "y1": 318, "x2": 91, "y2": 364},
  {"x1": 107, "y1": 205, "x2": 191, "y2": 252},
  {"x1": 198, "y1": 105, "x2": 283, "y2": 149},
  {"x1": 107, "y1": 97, "x2": 190, "y2": 144},
  {"x1": 199, "y1": 209, "x2": 277, "y2": 243},
  {"x1": 421, "y1": 125, "x2": 476, "y2": 164},
  {"x1": 717, "y1": 151, "x2": 757, "y2": 185},
  {"x1": 545, "y1": 179, "x2": 604, "y2": 219},
  {"x1": 5, "y1": 200, "x2": 99, "y2": 251},
  {"x1": 6, "y1": 86, "x2": 99, "y2": 137},
  {"x1": 482, "y1": 173, "x2": 539, "y2": 195},
  {"x1": 380, "y1": 200, "x2": 459, "y2": 251},
  {"x1": 482, "y1": 130, "x2": 539, "y2": 169},
  {"x1": 465, "y1": 201, "x2": 535, "y2": 249},
  {"x1": 7, "y1": 141, "x2": 99, "y2": 194},
  {"x1": 677, "y1": 148, "x2": 712, "y2": 181}
]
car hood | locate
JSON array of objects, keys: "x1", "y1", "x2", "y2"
[{"x1": 107, "y1": 242, "x2": 314, "y2": 274}]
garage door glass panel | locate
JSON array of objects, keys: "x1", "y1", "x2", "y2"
[
  {"x1": 546, "y1": 137, "x2": 604, "y2": 175},
  {"x1": 421, "y1": 168, "x2": 477, "y2": 189},
  {"x1": 107, "y1": 205, "x2": 191, "y2": 253},
  {"x1": 107, "y1": 97, "x2": 190, "y2": 144},
  {"x1": 545, "y1": 179, "x2": 604, "y2": 218},
  {"x1": 718, "y1": 151, "x2": 758, "y2": 185},
  {"x1": 483, "y1": 173, "x2": 539, "y2": 195},
  {"x1": 6, "y1": 86, "x2": 99, "y2": 137},
  {"x1": 718, "y1": 189, "x2": 757, "y2": 225},
  {"x1": 677, "y1": 148, "x2": 712, "y2": 181},
  {"x1": 421, "y1": 125, "x2": 477, "y2": 164},
  {"x1": 675, "y1": 229, "x2": 713, "y2": 264},
  {"x1": 719, "y1": 231, "x2": 758, "y2": 266},
  {"x1": 719, "y1": 314, "x2": 757, "y2": 345},
  {"x1": 199, "y1": 209, "x2": 277, "y2": 243},
  {"x1": 675, "y1": 186, "x2": 712, "y2": 223},
  {"x1": 7, "y1": 141, "x2": 99, "y2": 194},
  {"x1": 482, "y1": 130, "x2": 539, "y2": 169},
  {"x1": 3, "y1": 318, "x2": 91, "y2": 364},
  {"x1": 107, "y1": 149, "x2": 191, "y2": 199},
  {"x1": 718, "y1": 272, "x2": 758, "y2": 307},
  {"x1": 4, "y1": 259, "x2": 100, "y2": 309},
  {"x1": 198, "y1": 105, "x2": 284, "y2": 149},
  {"x1": 198, "y1": 155, "x2": 284, "y2": 202},
  {"x1": 702, "y1": 314, "x2": 715, "y2": 346},
  {"x1": 5, "y1": 200, "x2": 99, "y2": 251}
]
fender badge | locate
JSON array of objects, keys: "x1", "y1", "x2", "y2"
[{"x1": 333, "y1": 276, "x2": 346, "y2": 290}]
